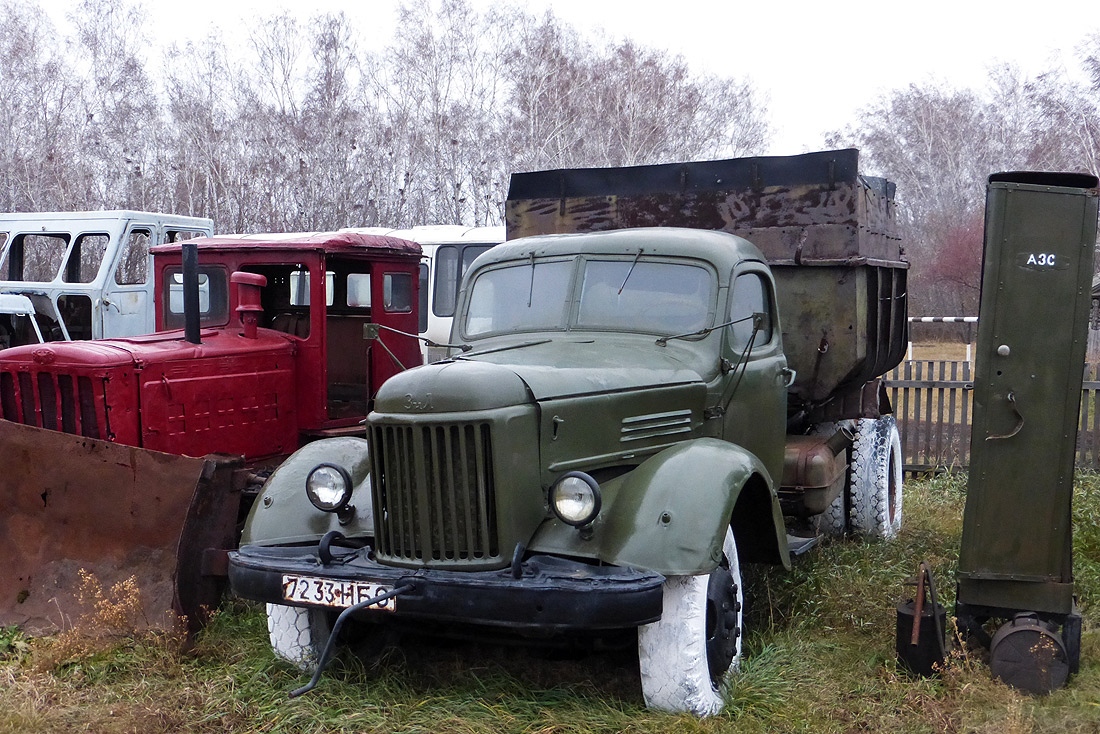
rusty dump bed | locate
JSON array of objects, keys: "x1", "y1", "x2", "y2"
[
  {"x1": 505, "y1": 149, "x2": 909, "y2": 412},
  {"x1": 0, "y1": 420, "x2": 240, "y2": 634}
]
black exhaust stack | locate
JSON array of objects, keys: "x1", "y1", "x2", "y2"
[{"x1": 182, "y1": 242, "x2": 201, "y2": 345}]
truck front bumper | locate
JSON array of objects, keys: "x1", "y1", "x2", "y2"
[{"x1": 229, "y1": 544, "x2": 665, "y2": 632}]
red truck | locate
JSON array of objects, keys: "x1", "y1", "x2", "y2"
[{"x1": 0, "y1": 231, "x2": 423, "y2": 633}]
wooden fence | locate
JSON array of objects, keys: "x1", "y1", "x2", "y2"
[{"x1": 884, "y1": 361, "x2": 1100, "y2": 472}]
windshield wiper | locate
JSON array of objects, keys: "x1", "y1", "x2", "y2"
[
  {"x1": 618, "y1": 249, "x2": 643, "y2": 294},
  {"x1": 527, "y1": 252, "x2": 536, "y2": 307},
  {"x1": 655, "y1": 312, "x2": 767, "y2": 347}
]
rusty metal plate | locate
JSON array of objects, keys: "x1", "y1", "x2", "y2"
[
  {"x1": 0, "y1": 419, "x2": 230, "y2": 633},
  {"x1": 505, "y1": 149, "x2": 904, "y2": 264}
]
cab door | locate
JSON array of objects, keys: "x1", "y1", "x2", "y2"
[
  {"x1": 102, "y1": 223, "x2": 154, "y2": 338},
  {"x1": 718, "y1": 265, "x2": 788, "y2": 483}
]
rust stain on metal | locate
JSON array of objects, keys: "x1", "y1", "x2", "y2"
[{"x1": 0, "y1": 419, "x2": 236, "y2": 634}]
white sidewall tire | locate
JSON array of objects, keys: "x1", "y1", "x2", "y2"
[
  {"x1": 266, "y1": 603, "x2": 332, "y2": 671},
  {"x1": 638, "y1": 528, "x2": 742, "y2": 717},
  {"x1": 849, "y1": 416, "x2": 903, "y2": 539}
]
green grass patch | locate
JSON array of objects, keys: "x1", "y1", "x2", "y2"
[{"x1": 3, "y1": 473, "x2": 1100, "y2": 733}]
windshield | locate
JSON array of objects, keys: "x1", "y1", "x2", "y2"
[{"x1": 463, "y1": 257, "x2": 714, "y2": 338}]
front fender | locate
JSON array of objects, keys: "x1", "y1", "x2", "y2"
[
  {"x1": 242, "y1": 437, "x2": 374, "y2": 546},
  {"x1": 530, "y1": 438, "x2": 790, "y2": 575}
]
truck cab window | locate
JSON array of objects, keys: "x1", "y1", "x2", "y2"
[
  {"x1": 433, "y1": 244, "x2": 492, "y2": 317},
  {"x1": 57, "y1": 294, "x2": 93, "y2": 340},
  {"x1": 241, "y1": 263, "x2": 313, "y2": 339},
  {"x1": 290, "y1": 270, "x2": 334, "y2": 306},
  {"x1": 383, "y1": 273, "x2": 412, "y2": 313},
  {"x1": 63, "y1": 234, "x2": 109, "y2": 284},
  {"x1": 418, "y1": 263, "x2": 429, "y2": 332},
  {"x1": 729, "y1": 272, "x2": 773, "y2": 350},
  {"x1": 347, "y1": 274, "x2": 371, "y2": 307},
  {"x1": 465, "y1": 260, "x2": 573, "y2": 337},
  {"x1": 577, "y1": 259, "x2": 713, "y2": 335},
  {"x1": 115, "y1": 228, "x2": 151, "y2": 285},
  {"x1": 163, "y1": 267, "x2": 229, "y2": 329},
  {"x1": 164, "y1": 229, "x2": 206, "y2": 243},
  {"x1": 8, "y1": 234, "x2": 68, "y2": 282}
]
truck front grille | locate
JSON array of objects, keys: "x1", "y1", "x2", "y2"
[
  {"x1": 370, "y1": 421, "x2": 499, "y2": 564},
  {"x1": 0, "y1": 370, "x2": 103, "y2": 439}
]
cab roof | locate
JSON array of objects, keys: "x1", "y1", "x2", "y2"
[
  {"x1": 489, "y1": 227, "x2": 764, "y2": 271},
  {"x1": 341, "y1": 224, "x2": 504, "y2": 245},
  {"x1": 151, "y1": 231, "x2": 421, "y2": 258}
]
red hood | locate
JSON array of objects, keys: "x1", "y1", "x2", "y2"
[{"x1": 0, "y1": 328, "x2": 294, "y2": 369}]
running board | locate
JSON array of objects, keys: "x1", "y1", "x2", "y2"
[{"x1": 786, "y1": 534, "x2": 820, "y2": 556}]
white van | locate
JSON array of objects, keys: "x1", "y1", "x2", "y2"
[{"x1": 343, "y1": 225, "x2": 504, "y2": 362}]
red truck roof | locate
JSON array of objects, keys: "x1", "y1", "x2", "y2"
[{"x1": 151, "y1": 232, "x2": 421, "y2": 257}]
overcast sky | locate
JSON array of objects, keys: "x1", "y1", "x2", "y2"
[{"x1": 37, "y1": 0, "x2": 1100, "y2": 155}]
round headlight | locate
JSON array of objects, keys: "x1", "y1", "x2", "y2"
[
  {"x1": 550, "y1": 471, "x2": 601, "y2": 527},
  {"x1": 306, "y1": 463, "x2": 353, "y2": 512}
]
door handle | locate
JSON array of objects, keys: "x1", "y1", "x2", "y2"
[{"x1": 986, "y1": 391, "x2": 1025, "y2": 441}]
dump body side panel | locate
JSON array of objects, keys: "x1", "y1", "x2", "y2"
[{"x1": 505, "y1": 149, "x2": 908, "y2": 412}]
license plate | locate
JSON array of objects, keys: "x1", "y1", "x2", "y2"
[{"x1": 281, "y1": 574, "x2": 396, "y2": 611}]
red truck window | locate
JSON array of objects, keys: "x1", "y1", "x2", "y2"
[
  {"x1": 383, "y1": 273, "x2": 412, "y2": 313},
  {"x1": 162, "y1": 266, "x2": 229, "y2": 329},
  {"x1": 347, "y1": 274, "x2": 371, "y2": 307}
]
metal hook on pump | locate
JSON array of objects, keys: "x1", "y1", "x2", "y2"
[{"x1": 986, "y1": 391, "x2": 1025, "y2": 441}]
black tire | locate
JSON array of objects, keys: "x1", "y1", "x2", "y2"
[
  {"x1": 637, "y1": 527, "x2": 742, "y2": 716},
  {"x1": 849, "y1": 416, "x2": 903, "y2": 539}
]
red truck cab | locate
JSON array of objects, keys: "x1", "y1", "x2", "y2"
[{"x1": 0, "y1": 231, "x2": 422, "y2": 460}]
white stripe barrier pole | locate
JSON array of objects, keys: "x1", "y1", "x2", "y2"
[{"x1": 907, "y1": 317, "x2": 978, "y2": 362}]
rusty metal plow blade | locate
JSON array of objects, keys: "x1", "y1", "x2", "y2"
[{"x1": 0, "y1": 419, "x2": 239, "y2": 635}]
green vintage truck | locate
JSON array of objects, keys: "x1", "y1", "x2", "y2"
[{"x1": 228, "y1": 149, "x2": 908, "y2": 716}]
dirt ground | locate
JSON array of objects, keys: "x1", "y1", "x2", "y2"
[{"x1": 906, "y1": 341, "x2": 974, "y2": 362}]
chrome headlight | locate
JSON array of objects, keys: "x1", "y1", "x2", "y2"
[
  {"x1": 550, "y1": 471, "x2": 601, "y2": 527},
  {"x1": 305, "y1": 463, "x2": 353, "y2": 512}
]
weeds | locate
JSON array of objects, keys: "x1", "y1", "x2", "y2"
[
  {"x1": 1, "y1": 476, "x2": 1099, "y2": 733},
  {"x1": 28, "y1": 570, "x2": 185, "y2": 674},
  {"x1": 0, "y1": 626, "x2": 30, "y2": 663}
]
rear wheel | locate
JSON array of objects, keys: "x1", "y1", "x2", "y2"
[
  {"x1": 638, "y1": 527, "x2": 742, "y2": 716},
  {"x1": 266, "y1": 603, "x2": 332, "y2": 671},
  {"x1": 849, "y1": 416, "x2": 903, "y2": 539}
]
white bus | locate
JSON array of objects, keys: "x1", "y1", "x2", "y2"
[{"x1": 343, "y1": 225, "x2": 504, "y2": 362}]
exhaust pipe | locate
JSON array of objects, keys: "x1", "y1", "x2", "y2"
[
  {"x1": 230, "y1": 272, "x2": 267, "y2": 339},
  {"x1": 182, "y1": 243, "x2": 201, "y2": 345}
]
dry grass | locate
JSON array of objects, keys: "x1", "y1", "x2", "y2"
[{"x1": 2, "y1": 475, "x2": 1099, "y2": 733}]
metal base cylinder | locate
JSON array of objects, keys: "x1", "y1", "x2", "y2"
[{"x1": 990, "y1": 614, "x2": 1069, "y2": 695}]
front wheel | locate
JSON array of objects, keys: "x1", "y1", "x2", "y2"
[
  {"x1": 266, "y1": 603, "x2": 332, "y2": 671},
  {"x1": 638, "y1": 527, "x2": 742, "y2": 716}
]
